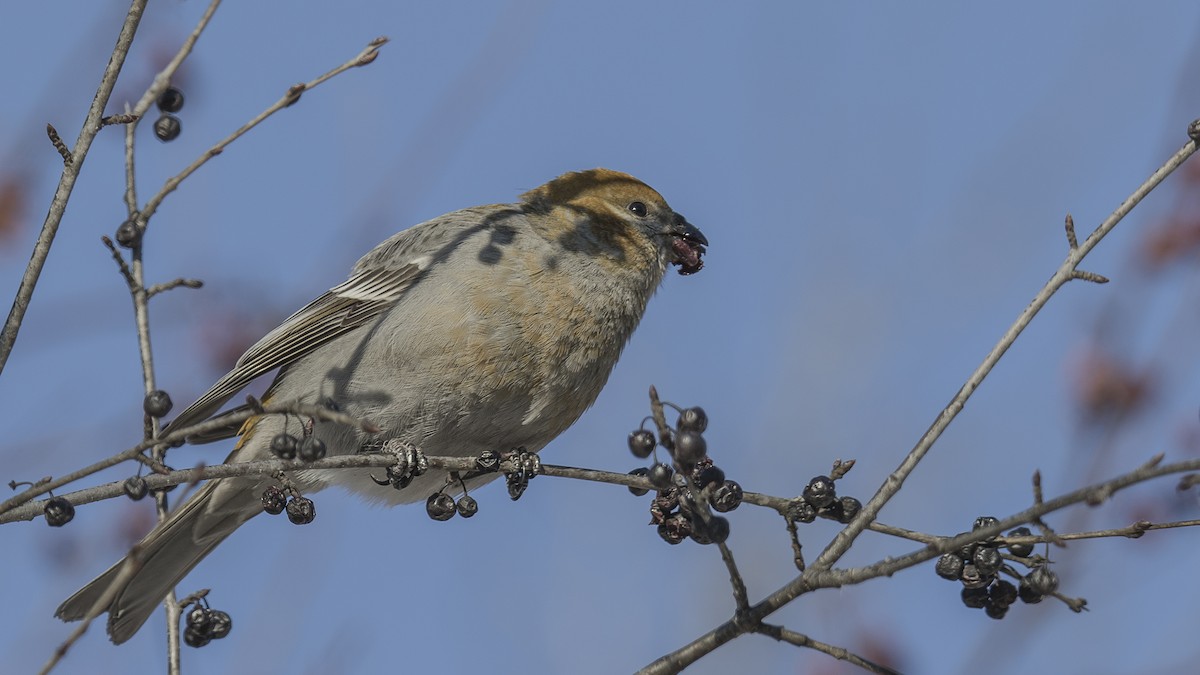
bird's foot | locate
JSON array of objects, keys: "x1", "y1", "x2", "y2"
[
  {"x1": 503, "y1": 447, "x2": 541, "y2": 501},
  {"x1": 367, "y1": 439, "x2": 428, "y2": 490}
]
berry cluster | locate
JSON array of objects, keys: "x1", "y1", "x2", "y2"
[
  {"x1": 425, "y1": 490, "x2": 478, "y2": 521},
  {"x1": 183, "y1": 600, "x2": 232, "y2": 648},
  {"x1": 269, "y1": 432, "x2": 328, "y2": 462},
  {"x1": 627, "y1": 405, "x2": 744, "y2": 546},
  {"x1": 934, "y1": 518, "x2": 1061, "y2": 619},
  {"x1": 787, "y1": 475, "x2": 862, "y2": 524},
  {"x1": 260, "y1": 486, "x2": 315, "y2": 525},
  {"x1": 153, "y1": 86, "x2": 185, "y2": 142}
]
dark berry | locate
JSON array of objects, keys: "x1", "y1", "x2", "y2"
[
  {"x1": 835, "y1": 496, "x2": 862, "y2": 523},
  {"x1": 959, "y1": 563, "x2": 990, "y2": 589},
  {"x1": 44, "y1": 497, "x2": 75, "y2": 527},
  {"x1": 989, "y1": 579, "x2": 1018, "y2": 608},
  {"x1": 186, "y1": 606, "x2": 212, "y2": 632},
  {"x1": 958, "y1": 541, "x2": 978, "y2": 562},
  {"x1": 935, "y1": 553, "x2": 964, "y2": 581},
  {"x1": 627, "y1": 429, "x2": 656, "y2": 459},
  {"x1": 207, "y1": 610, "x2": 232, "y2": 639},
  {"x1": 285, "y1": 496, "x2": 316, "y2": 524},
  {"x1": 961, "y1": 585, "x2": 989, "y2": 609},
  {"x1": 691, "y1": 459, "x2": 724, "y2": 489},
  {"x1": 143, "y1": 390, "x2": 173, "y2": 418},
  {"x1": 652, "y1": 487, "x2": 680, "y2": 514},
  {"x1": 972, "y1": 516, "x2": 1000, "y2": 542},
  {"x1": 426, "y1": 492, "x2": 456, "y2": 521},
  {"x1": 802, "y1": 476, "x2": 837, "y2": 509},
  {"x1": 647, "y1": 462, "x2": 674, "y2": 490},
  {"x1": 156, "y1": 86, "x2": 185, "y2": 113},
  {"x1": 1026, "y1": 566, "x2": 1059, "y2": 595},
  {"x1": 261, "y1": 487, "x2": 286, "y2": 515},
  {"x1": 270, "y1": 433, "x2": 298, "y2": 460},
  {"x1": 712, "y1": 480, "x2": 744, "y2": 512},
  {"x1": 456, "y1": 495, "x2": 478, "y2": 518},
  {"x1": 704, "y1": 515, "x2": 730, "y2": 544},
  {"x1": 1005, "y1": 526, "x2": 1035, "y2": 558},
  {"x1": 183, "y1": 625, "x2": 211, "y2": 648},
  {"x1": 673, "y1": 430, "x2": 706, "y2": 465},
  {"x1": 973, "y1": 545, "x2": 1002, "y2": 576},
  {"x1": 984, "y1": 600, "x2": 1008, "y2": 620},
  {"x1": 123, "y1": 476, "x2": 148, "y2": 501},
  {"x1": 1018, "y1": 578, "x2": 1045, "y2": 604},
  {"x1": 154, "y1": 114, "x2": 181, "y2": 142},
  {"x1": 627, "y1": 467, "x2": 650, "y2": 496},
  {"x1": 297, "y1": 436, "x2": 327, "y2": 462},
  {"x1": 657, "y1": 514, "x2": 691, "y2": 545},
  {"x1": 677, "y1": 406, "x2": 708, "y2": 433},
  {"x1": 115, "y1": 219, "x2": 140, "y2": 248}
]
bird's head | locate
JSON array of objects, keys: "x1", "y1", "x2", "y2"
[{"x1": 521, "y1": 168, "x2": 707, "y2": 276}]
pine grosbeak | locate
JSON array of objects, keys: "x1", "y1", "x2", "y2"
[{"x1": 56, "y1": 168, "x2": 707, "y2": 642}]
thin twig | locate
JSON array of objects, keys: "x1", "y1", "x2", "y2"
[
  {"x1": 0, "y1": 401, "x2": 375, "y2": 516},
  {"x1": 0, "y1": 0, "x2": 149, "y2": 376},
  {"x1": 755, "y1": 623, "x2": 902, "y2": 675},
  {"x1": 146, "y1": 278, "x2": 203, "y2": 298},
  {"x1": 810, "y1": 128, "x2": 1199, "y2": 574},
  {"x1": 137, "y1": 36, "x2": 388, "y2": 227},
  {"x1": 641, "y1": 124, "x2": 1200, "y2": 673}
]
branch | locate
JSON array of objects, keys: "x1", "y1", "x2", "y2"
[
  {"x1": 0, "y1": 401, "x2": 375, "y2": 517},
  {"x1": 812, "y1": 124, "x2": 1200, "y2": 573},
  {"x1": 136, "y1": 36, "x2": 388, "y2": 227},
  {"x1": 0, "y1": 0, "x2": 148, "y2": 376}
]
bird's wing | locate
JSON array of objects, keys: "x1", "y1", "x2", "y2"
[
  {"x1": 166, "y1": 264, "x2": 425, "y2": 435},
  {"x1": 164, "y1": 204, "x2": 525, "y2": 436}
]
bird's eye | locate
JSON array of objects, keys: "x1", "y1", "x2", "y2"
[{"x1": 628, "y1": 201, "x2": 648, "y2": 217}]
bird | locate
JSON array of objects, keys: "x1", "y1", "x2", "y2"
[{"x1": 56, "y1": 168, "x2": 707, "y2": 643}]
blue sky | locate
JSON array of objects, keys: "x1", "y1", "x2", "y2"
[{"x1": 3, "y1": 2, "x2": 1200, "y2": 674}]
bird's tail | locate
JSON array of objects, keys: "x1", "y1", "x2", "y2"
[{"x1": 55, "y1": 477, "x2": 262, "y2": 643}]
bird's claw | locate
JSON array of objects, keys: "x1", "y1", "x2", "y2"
[
  {"x1": 368, "y1": 440, "x2": 428, "y2": 490},
  {"x1": 504, "y1": 447, "x2": 541, "y2": 501}
]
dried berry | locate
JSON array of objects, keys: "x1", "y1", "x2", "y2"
[
  {"x1": 123, "y1": 476, "x2": 148, "y2": 501},
  {"x1": 1026, "y1": 565, "x2": 1059, "y2": 595},
  {"x1": 677, "y1": 406, "x2": 708, "y2": 433},
  {"x1": 935, "y1": 553, "x2": 965, "y2": 581},
  {"x1": 261, "y1": 487, "x2": 286, "y2": 515},
  {"x1": 115, "y1": 220, "x2": 140, "y2": 248},
  {"x1": 207, "y1": 610, "x2": 232, "y2": 639},
  {"x1": 627, "y1": 467, "x2": 650, "y2": 496},
  {"x1": 143, "y1": 390, "x2": 173, "y2": 418},
  {"x1": 44, "y1": 497, "x2": 75, "y2": 527},
  {"x1": 285, "y1": 496, "x2": 316, "y2": 524},
  {"x1": 712, "y1": 480, "x2": 743, "y2": 512},
  {"x1": 691, "y1": 459, "x2": 725, "y2": 489},
  {"x1": 627, "y1": 429, "x2": 656, "y2": 459},
  {"x1": 1005, "y1": 526, "x2": 1035, "y2": 558},
  {"x1": 154, "y1": 114, "x2": 181, "y2": 142},
  {"x1": 156, "y1": 86, "x2": 185, "y2": 113},
  {"x1": 426, "y1": 492, "x2": 456, "y2": 521},
  {"x1": 456, "y1": 495, "x2": 478, "y2": 518},
  {"x1": 647, "y1": 462, "x2": 674, "y2": 490},
  {"x1": 270, "y1": 433, "x2": 298, "y2": 460},
  {"x1": 802, "y1": 476, "x2": 836, "y2": 509},
  {"x1": 673, "y1": 430, "x2": 707, "y2": 465},
  {"x1": 297, "y1": 436, "x2": 327, "y2": 462}
]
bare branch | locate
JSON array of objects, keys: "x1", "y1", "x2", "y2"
[{"x1": 0, "y1": 0, "x2": 149, "y2": 376}]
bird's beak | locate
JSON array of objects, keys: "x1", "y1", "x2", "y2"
[{"x1": 668, "y1": 212, "x2": 707, "y2": 276}]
